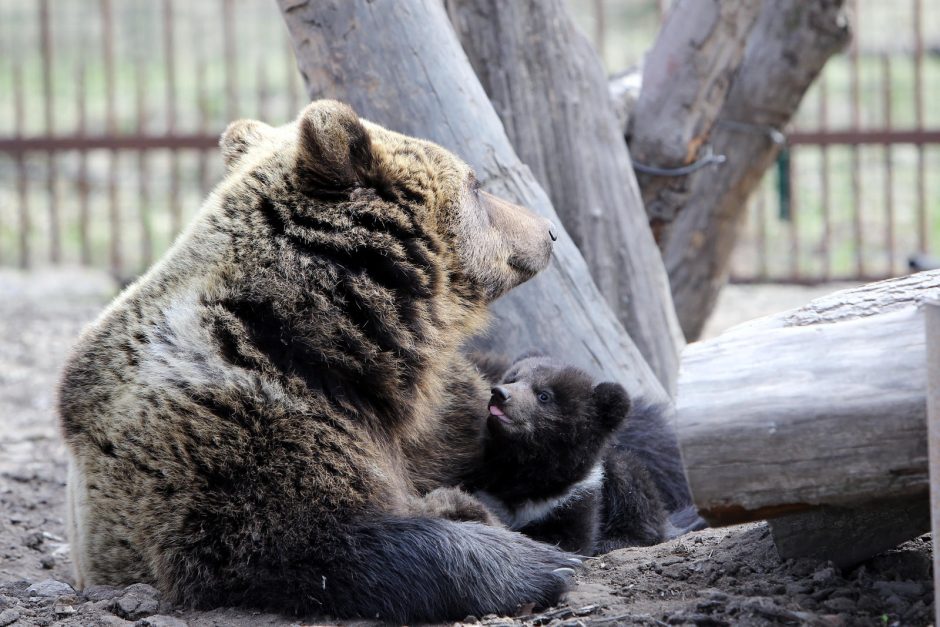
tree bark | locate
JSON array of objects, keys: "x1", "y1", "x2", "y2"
[
  {"x1": 675, "y1": 271, "x2": 940, "y2": 527},
  {"x1": 445, "y1": 0, "x2": 683, "y2": 394},
  {"x1": 662, "y1": 0, "x2": 850, "y2": 341},
  {"x1": 277, "y1": 0, "x2": 669, "y2": 404},
  {"x1": 608, "y1": 68, "x2": 643, "y2": 134},
  {"x1": 629, "y1": 0, "x2": 761, "y2": 246}
]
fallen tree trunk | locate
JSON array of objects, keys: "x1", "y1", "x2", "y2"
[
  {"x1": 629, "y1": 0, "x2": 760, "y2": 246},
  {"x1": 446, "y1": 0, "x2": 684, "y2": 394},
  {"x1": 660, "y1": 0, "x2": 850, "y2": 341},
  {"x1": 676, "y1": 271, "x2": 940, "y2": 526},
  {"x1": 278, "y1": 0, "x2": 668, "y2": 403}
]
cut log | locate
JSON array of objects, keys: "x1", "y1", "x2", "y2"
[
  {"x1": 277, "y1": 0, "x2": 668, "y2": 403},
  {"x1": 761, "y1": 275, "x2": 939, "y2": 567},
  {"x1": 660, "y1": 0, "x2": 850, "y2": 341},
  {"x1": 629, "y1": 0, "x2": 760, "y2": 246},
  {"x1": 446, "y1": 0, "x2": 684, "y2": 394},
  {"x1": 676, "y1": 271, "x2": 940, "y2": 526}
]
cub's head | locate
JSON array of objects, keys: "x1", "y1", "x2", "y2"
[
  {"x1": 219, "y1": 100, "x2": 555, "y2": 305},
  {"x1": 486, "y1": 355, "x2": 630, "y2": 450}
]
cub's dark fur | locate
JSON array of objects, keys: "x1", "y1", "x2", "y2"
[
  {"x1": 473, "y1": 349, "x2": 706, "y2": 530},
  {"x1": 58, "y1": 101, "x2": 574, "y2": 623},
  {"x1": 464, "y1": 355, "x2": 670, "y2": 554}
]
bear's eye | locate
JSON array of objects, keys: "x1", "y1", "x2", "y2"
[{"x1": 536, "y1": 391, "x2": 552, "y2": 404}]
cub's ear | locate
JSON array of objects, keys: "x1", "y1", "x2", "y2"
[
  {"x1": 220, "y1": 119, "x2": 272, "y2": 170},
  {"x1": 592, "y1": 382, "x2": 631, "y2": 431},
  {"x1": 296, "y1": 99, "x2": 377, "y2": 194}
]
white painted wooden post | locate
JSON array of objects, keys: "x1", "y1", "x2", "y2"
[{"x1": 923, "y1": 296, "x2": 940, "y2": 627}]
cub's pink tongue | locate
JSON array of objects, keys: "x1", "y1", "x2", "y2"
[{"x1": 488, "y1": 405, "x2": 504, "y2": 417}]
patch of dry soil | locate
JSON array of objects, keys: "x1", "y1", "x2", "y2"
[{"x1": 0, "y1": 269, "x2": 932, "y2": 626}]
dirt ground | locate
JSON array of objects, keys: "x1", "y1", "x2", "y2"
[{"x1": 0, "y1": 268, "x2": 932, "y2": 626}]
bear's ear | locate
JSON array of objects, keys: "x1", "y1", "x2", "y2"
[
  {"x1": 220, "y1": 119, "x2": 272, "y2": 171},
  {"x1": 592, "y1": 382, "x2": 631, "y2": 431},
  {"x1": 296, "y1": 100, "x2": 377, "y2": 194}
]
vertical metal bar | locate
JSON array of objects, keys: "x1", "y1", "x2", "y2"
[
  {"x1": 882, "y1": 53, "x2": 895, "y2": 276},
  {"x1": 222, "y1": 0, "x2": 238, "y2": 121},
  {"x1": 256, "y1": 59, "x2": 268, "y2": 121},
  {"x1": 849, "y1": 0, "x2": 863, "y2": 277},
  {"x1": 658, "y1": 0, "x2": 670, "y2": 20},
  {"x1": 592, "y1": 0, "x2": 606, "y2": 62},
  {"x1": 914, "y1": 0, "x2": 927, "y2": 253},
  {"x1": 77, "y1": 59, "x2": 90, "y2": 265},
  {"x1": 286, "y1": 36, "x2": 301, "y2": 116},
  {"x1": 13, "y1": 60, "x2": 30, "y2": 269},
  {"x1": 819, "y1": 74, "x2": 831, "y2": 281},
  {"x1": 196, "y1": 54, "x2": 211, "y2": 194},
  {"x1": 136, "y1": 37, "x2": 153, "y2": 269},
  {"x1": 39, "y1": 0, "x2": 60, "y2": 263},
  {"x1": 756, "y1": 187, "x2": 767, "y2": 281},
  {"x1": 101, "y1": 0, "x2": 120, "y2": 277},
  {"x1": 789, "y1": 149, "x2": 799, "y2": 281},
  {"x1": 164, "y1": 0, "x2": 182, "y2": 237}
]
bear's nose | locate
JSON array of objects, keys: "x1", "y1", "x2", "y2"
[{"x1": 491, "y1": 386, "x2": 511, "y2": 402}]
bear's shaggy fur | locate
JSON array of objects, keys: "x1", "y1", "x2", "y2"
[
  {"x1": 464, "y1": 354, "x2": 675, "y2": 554},
  {"x1": 58, "y1": 101, "x2": 575, "y2": 623},
  {"x1": 469, "y1": 351, "x2": 699, "y2": 517}
]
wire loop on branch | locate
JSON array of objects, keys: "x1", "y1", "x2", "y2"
[{"x1": 631, "y1": 145, "x2": 727, "y2": 177}]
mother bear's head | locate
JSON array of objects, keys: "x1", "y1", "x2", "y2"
[{"x1": 220, "y1": 99, "x2": 555, "y2": 305}]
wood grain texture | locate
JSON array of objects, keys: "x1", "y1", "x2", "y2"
[
  {"x1": 676, "y1": 272, "x2": 940, "y2": 526},
  {"x1": 446, "y1": 0, "x2": 684, "y2": 394},
  {"x1": 608, "y1": 69, "x2": 642, "y2": 133},
  {"x1": 630, "y1": 0, "x2": 760, "y2": 241},
  {"x1": 662, "y1": 0, "x2": 850, "y2": 341},
  {"x1": 764, "y1": 274, "x2": 940, "y2": 566},
  {"x1": 739, "y1": 271, "x2": 940, "y2": 332},
  {"x1": 277, "y1": 0, "x2": 669, "y2": 404}
]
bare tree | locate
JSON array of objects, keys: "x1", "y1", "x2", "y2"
[
  {"x1": 649, "y1": 0, "x2": 850, "y2": 340},
  {"x1": 446, "y1": 0, "x2": 684, "y2": 393},
  {"x1": 630, "y1": 0, "x2": 761, "y2": 246}
]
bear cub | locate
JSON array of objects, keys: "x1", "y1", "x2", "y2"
[{"x1": 463, "y1": 354, "x2": 668, "y2": 555}]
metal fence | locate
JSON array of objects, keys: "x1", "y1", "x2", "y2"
[
  {"x1": 728, "y1": 1, "x2": 940, "y2": 283},
  {"x1": 0, "y1": 0, "x2": 938, "y2": 283},
  {"x1": 0, "y1": 0, "x2": 308, "y2": 277}
]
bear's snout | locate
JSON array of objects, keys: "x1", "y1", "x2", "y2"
[{"x1": 491, "y1": 386, "x2": 511, "y2": 402}]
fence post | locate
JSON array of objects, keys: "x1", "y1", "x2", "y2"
[{"x1": 925, "y1": 296, "x2": 940, "y2": 627}]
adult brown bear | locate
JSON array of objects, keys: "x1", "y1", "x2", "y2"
[{"x1": 58, "y1": 100, "x2": 573, "y2": 622}]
